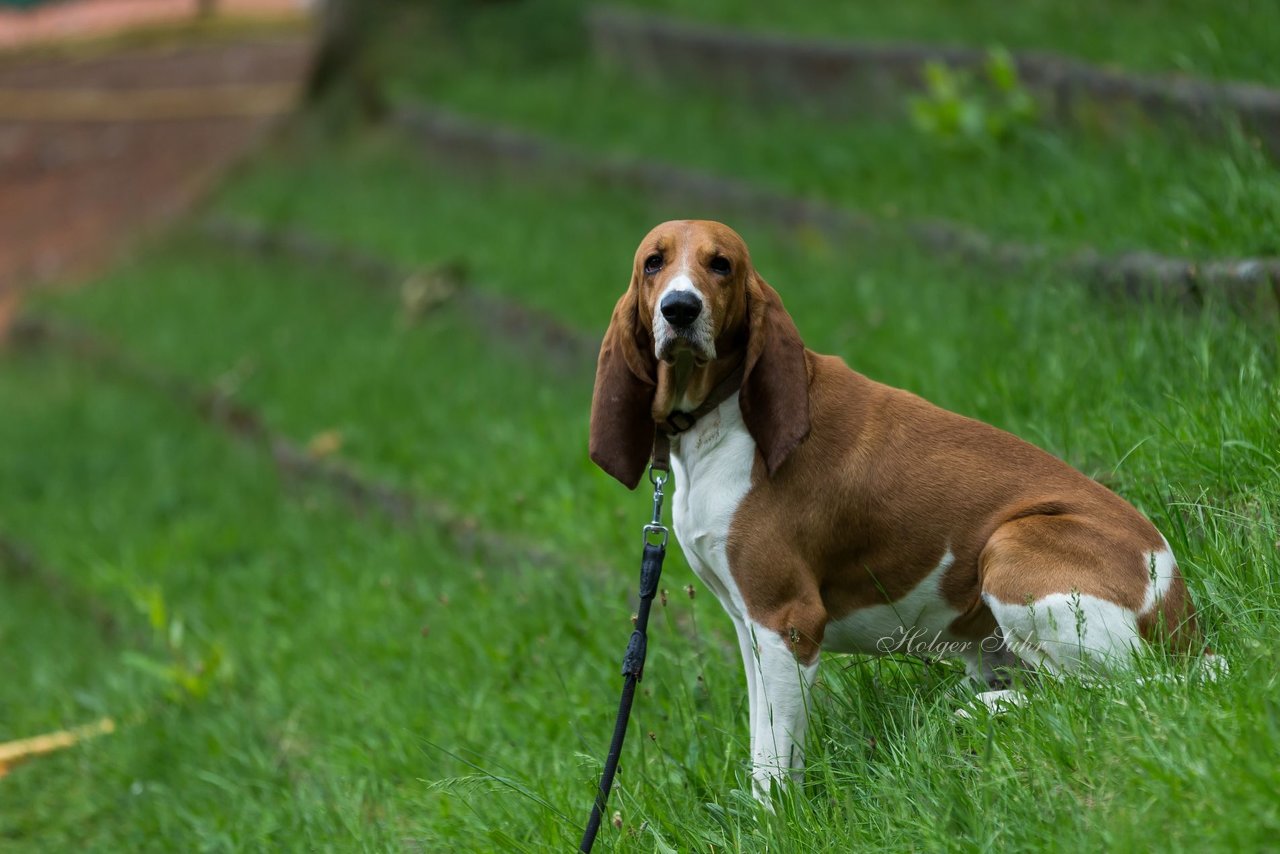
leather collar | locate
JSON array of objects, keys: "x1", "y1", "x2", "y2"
[{"x1": 652, "y1": 355, "x2": 746, "y2": 471}]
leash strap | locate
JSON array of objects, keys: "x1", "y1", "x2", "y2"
[
  {"x1": 580, "y1": 459, "x2": 668, "y2": 853},
  {"x1": 651, "y1": 432, "x2": 671, "y2": 473},
  {"x1": 581, "y1": 364, "x2": 742, "y2": 849}
]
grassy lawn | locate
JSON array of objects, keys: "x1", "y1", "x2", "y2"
[
  {"x1": 376, "y1": 4, "x2": 1280, "y2": 259},
  {"x1": 3, "y1": 2, "x2": 1280, "y2": 849},
  {"x1": 3, "y1": 116, "x2": 1277, "y2": 848},
  {"x1": 619, "y1": 0, "x2": 1280, "y2": 86},
  {"x1": 0, "y1": 349, "x2": 641, "y2": 849}
]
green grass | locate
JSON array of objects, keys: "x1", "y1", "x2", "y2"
[
  {"x1": 0, "y1": 352, "x2": 648, "y2": 848},
  {"x1": 374, "y1": 3, "x2": 1280, "y2": 259},
  {"x1": 619, "y1": 0, "x2": 1280, "y2": 86},
  {"x1": 4, "y1": 2, "x2": 1280, "y2": 848},
  {"x1": 2, "y1": 116, "x2": 1277, "y2": 848}
]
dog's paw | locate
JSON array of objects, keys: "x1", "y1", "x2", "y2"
[
  {"x1": 1200, "y1": 653, "x2": 1229, "y2": 682},
  {"x1": 954, "y1": 688, "x2": 1027, "y2": 720}
]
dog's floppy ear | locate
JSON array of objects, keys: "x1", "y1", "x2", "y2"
[
  {"x1": 740, "y1": 274, "x2": 810, "y2": 475},
  {"x1": 589, "y1": 277, "x2": 656, "y2": 489}
]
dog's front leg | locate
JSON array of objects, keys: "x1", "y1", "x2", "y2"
[
  {"x1": 748, "y1": 622, "x2": 819, "y2": 803},
  {"x1": 732, "y1": 618, "x2": 761, "y2": 759}
]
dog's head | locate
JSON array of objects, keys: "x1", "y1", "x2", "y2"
[{"x1": 589, "y1": 220, "x2": 811, "y2": 488}]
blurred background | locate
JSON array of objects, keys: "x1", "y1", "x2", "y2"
[{"x1": 1, "y1": 1, "x2": 1277, "y2": 849}]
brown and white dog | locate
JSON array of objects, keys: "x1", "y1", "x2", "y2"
[{"x1": 589, "y1": 220, "x2": 1202, "y2": 798}]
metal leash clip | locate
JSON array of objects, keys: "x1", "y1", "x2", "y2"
[{"x1": 642, "y1": 464, "x2": 669, "y2": 548}]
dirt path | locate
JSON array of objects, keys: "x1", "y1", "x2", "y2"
[
  {"x1": 0, "y1": 26, "x2": 313, "y2": 327},
  {"x1": 0, "y1": 0, "x2": 305, "y2": 49}
]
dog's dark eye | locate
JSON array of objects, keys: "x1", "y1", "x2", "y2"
[
  {"x1": 644, "y1": 253, "x2": 663, "y2": 275},
  {"x1": 709, "y1": 255, "x2": 731, "y2": 275}
]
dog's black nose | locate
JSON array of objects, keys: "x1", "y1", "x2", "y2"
[{"x1": 660, "y1": 291, "x2": 702, "y2": 328}]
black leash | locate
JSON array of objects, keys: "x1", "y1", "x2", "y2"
[
  {"x1": 579, "y1": 363, "x2": 743, "y2": 850},
  {"x1": 579, "y1": 448, "x2": 670, "y2": 853}
]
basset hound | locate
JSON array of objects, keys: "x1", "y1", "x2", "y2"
[{"x1": 589, "y1": 220, "x2": 1204, "y2": 799}]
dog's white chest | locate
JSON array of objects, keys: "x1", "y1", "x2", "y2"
[{"x1": 669, "y1": 393, "x2": 756, "y2": 618}]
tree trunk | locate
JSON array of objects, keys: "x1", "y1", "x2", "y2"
[{"x1": 304, "y1": 0, "x2": 386, "y2": 118}]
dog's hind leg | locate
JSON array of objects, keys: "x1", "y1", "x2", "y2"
[{"x1": 977, "y1": 514, "x2": 1198, "y2": 676}]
